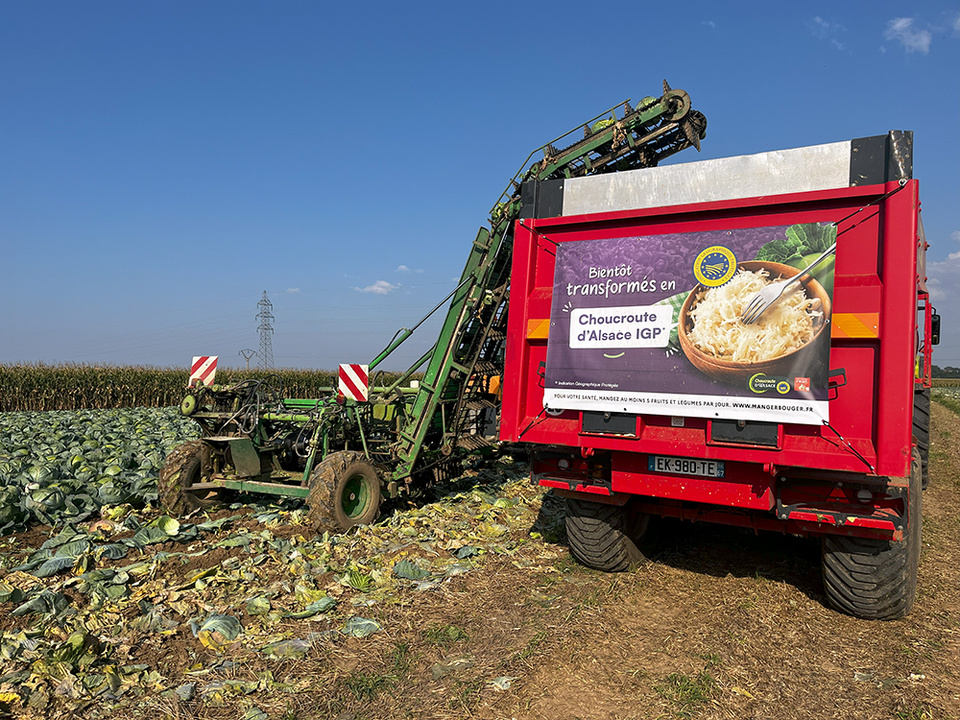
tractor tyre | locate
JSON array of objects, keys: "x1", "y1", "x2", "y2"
[
  {"x1": 159, "y1": 440, "x2": 222, "y2": 515},
  {"x1": 564, "y1": 497, "x2": 653, "y2": 572},
  {"x1": 821, "y1": 449, "x2": 921, "y2": 620},
  {"x1": 306, "y1": 451, "x2": 381, "y2": 533},
  {"x1": 913, "y1": 387, "x2": 930, "y2": 490}
]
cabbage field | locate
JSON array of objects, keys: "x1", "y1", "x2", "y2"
[
  {"x1": 933, "y1": 385, "x2": 960, "y2": 414},
  {"x1": 0, "y1": 407, "x2": 198, "y2": 532},
  {"x1": 0, "y1": 402, "x2": 550, "y2": 719}
]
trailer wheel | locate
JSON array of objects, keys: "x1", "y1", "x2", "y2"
[
  {"x1": 159, "y1": 440, "x2": 222, "y2": 515},
  {"x1": 564, "y1": 498, "x2": 652, "y2": 572},
  {"x1": 307, "y1": 451, "x2": 381, "y2": 533},
  {"x1": 821, "y1": 450, "x2": 921, "y2": 620},
  {"x1": 913, "y1": 387, "x2": 930, "y2": 490}
]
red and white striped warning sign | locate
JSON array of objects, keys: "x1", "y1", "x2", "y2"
[
  {"x1": 338, "y1": 363, "x2": 369, "y2": 402},
  {"x1": 190, "y1": 356, "x2": 218, "y2": 387}
]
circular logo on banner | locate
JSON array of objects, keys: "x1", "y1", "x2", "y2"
[
  {"x1": 693, "y1": 246, "x2": 737, "y2": 287},
  {"x1": 749, "y1": 373, "x2": 793, "y2": 395}
]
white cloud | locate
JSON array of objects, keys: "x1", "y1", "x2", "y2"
[
  {"x1": 286, "y1": 287, "x2": 300, "y2": 294},
  {"x1": 925, "y1": 231, "x2": 959, "y2": 302},
  {"x1": 926, "y1": 256, "x2": 958, "y2": 302},
  {"x1": 395, "y1": 264, "x2": 423, "y2": 274},
  {"x1": 701, "y1": 20, "x2": 716, "y2": 30},
  {"x1": 883, "y1": 18, "x2": 932, "y2": 54},
  {"x1": 353, "y1": 280, "x2": 401, "y2": 295},
  {"x1": 926, "y1": 241, "x2": 959, "y2": 365},
  {"x1": 808, "y1": 16, "x2": 847, "y2": 50}
]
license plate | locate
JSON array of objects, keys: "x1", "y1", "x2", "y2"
[{"x1": 648, "y1": 455, "x2": 724, "y2": 478}]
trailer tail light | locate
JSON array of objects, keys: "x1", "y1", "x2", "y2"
[{"x1": 532, "y1": 449, "x2": 613, "y2": 494}]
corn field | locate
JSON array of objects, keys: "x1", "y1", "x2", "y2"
[{"x1": 0, "y1": 364, "x2": 363, "y2": 412}]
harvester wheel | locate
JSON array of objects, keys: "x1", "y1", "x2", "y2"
[
  {"x1": 564, "y1": 497, "x2": 653, "y2": 572},
  {"x1": 307, "y1": 451, "x2": 381, "y2": 533},
  {"x1": 159, "y1": 440, "x2": 222, "y2": 515},
  {"x1": 913, "y1": 387, "x2": 930, "y2": 490},
  {"x1": 821, "y1": 449, "x2": 921, "y2": 620}
]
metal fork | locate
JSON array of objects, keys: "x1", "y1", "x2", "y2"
[{"x1": 740, "y1": 241, "x2": 836, "y2": 324}]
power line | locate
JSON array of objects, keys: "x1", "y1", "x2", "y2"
[
  {"x1": 256, "y1": 291, "x2": 275, "y2": 370},
  {"x1": 239, "y1": 348, "x2": 257, "y2": 370}
]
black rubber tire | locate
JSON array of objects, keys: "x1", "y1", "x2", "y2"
[
  {"x1": 564, "y1": 497, "x2": 652, "y2": 572},
  {"x1": 158, "y1": 440, "x2": 222, "y2": 515},
  {"x1": 306, "y1": 451, "x2": 381, "y2": 533},
  {"x1": 821, "y1": 450, "x2": 921, "y2": 620},
  {"x1": 913, "y1": 387, "x2": 930, "y2": 490}
]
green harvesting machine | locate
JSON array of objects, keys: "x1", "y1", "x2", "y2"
[{"x1": 160, "y1": 81, "x2": 707, "y2": 532}]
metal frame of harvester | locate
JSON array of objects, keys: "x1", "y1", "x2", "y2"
[{"x1": 160, "y1": 81, "x2": 708, "y2": 533}]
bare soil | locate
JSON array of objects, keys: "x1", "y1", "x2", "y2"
[{"x1": 2, "y1": 404, "x2": 957, "y2": 720}]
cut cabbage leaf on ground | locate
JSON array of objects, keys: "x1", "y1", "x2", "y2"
[{"x1": 0, "y1": 451, "x2": 564, "y2": 718}]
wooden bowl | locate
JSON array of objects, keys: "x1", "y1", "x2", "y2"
[{"x1": 678, "y1": 261, "x2": 831, "y2": 386}]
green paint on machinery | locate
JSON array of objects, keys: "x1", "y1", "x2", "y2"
[{"x1": 160, "y1": 81, "x2": 707, "y2": 533}]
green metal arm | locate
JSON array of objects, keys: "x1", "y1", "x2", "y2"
[{"x1": 387, "y1": 82, "x2": 707, "y2": 483}]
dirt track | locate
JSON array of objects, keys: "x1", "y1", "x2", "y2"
[
  {"x1": 1, "y1": 403, "x2": 957, "y2": 720},
  {"x1": 314, "y1": 402, "x2": 958, "y2": 720},
  {"x1": 481, "y1": 402, "x2": 960, "y2": 720}
]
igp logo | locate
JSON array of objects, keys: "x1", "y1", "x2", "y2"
[{"x1": 693, "y1": 245, "x2": 737, "y2": 287}]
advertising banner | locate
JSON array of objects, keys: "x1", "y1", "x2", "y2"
[{"x1": 543, "y1": 224, "x2": 836, "y2": 425}]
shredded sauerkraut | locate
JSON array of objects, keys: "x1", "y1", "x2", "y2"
[{"x1": 687, "y1": 269, "x2": 822, "y2": 362}]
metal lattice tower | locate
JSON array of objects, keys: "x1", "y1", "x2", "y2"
[{"x1": 256, "y1": 291, "x2": 275, "y2": 369}]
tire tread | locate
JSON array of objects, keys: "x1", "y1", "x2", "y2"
[
  {"x1": 565, "y1": 498, "x2": 644, "y2": 572},
  {"x1": 821, "y1": 452, "x2": 921, "y2": 620}
]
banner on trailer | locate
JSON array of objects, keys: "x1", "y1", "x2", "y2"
[{"x1": 542, "y1": 224, "x2": 836, "y2": 425}]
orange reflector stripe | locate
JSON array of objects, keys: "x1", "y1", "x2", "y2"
[
  {"x1": 831, "y1": 313, "x2": 880, "y2": 339},
  {"x1": 527, "y1": 319, "x2": 550, "y2": 339},
  {"x1": 528, "y1": 315, "x2": 878, "y2": 339}
]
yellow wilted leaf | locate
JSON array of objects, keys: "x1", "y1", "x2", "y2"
[
  {"x1": 3, "y1": 571, "x2": 41, "y2": 592},
  {"x1": 189, "y1": 567, "x2": 219, "y2": 584},
  {"x1": 198, "y1": 630, "x2": 228, "y2": 652},
  {"x1": 197, "y1": 614, "x2": 242, "y2": 652}
]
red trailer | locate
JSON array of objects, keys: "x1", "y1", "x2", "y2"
[{"x1": 500, "y1": 131, "x2": 939, "y2": 620}]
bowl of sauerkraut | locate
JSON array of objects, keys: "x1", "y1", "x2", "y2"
[{"x1": 677, "y1": 261, "x2": 831, "y2": 384}]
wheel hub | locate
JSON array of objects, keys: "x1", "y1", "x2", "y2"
[{"x1": 342, "y1": 475, "x2": 369, "y2": 519}]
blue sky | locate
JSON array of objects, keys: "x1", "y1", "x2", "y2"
[{"x1": 2, "y1": 1, "x2": 958, "y2": 371}]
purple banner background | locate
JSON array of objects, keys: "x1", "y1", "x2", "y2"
[{"x1": 544, "y1": 226, "x2": 831, "y2": 403}]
